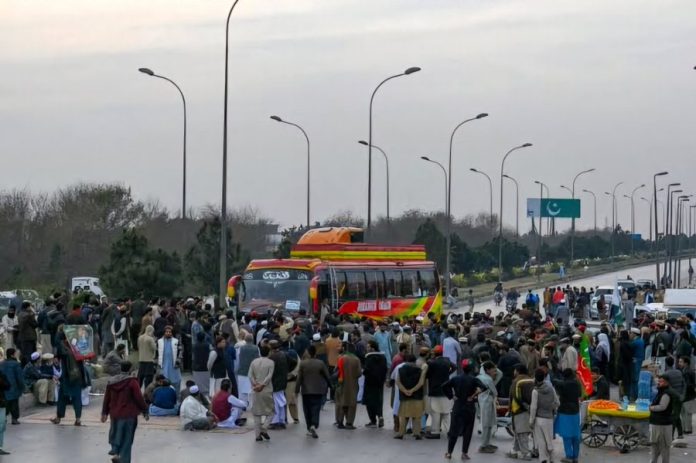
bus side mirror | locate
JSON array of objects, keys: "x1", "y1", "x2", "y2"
[{"x1": 228, "y1": 275, "x2": 241, "y2": 299}]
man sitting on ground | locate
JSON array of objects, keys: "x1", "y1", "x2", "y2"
[
  {"x1": 23, "y1": 352, "x2": 55, "y2": 405},
  {"x1": 149, "y1": 376, "x2": 179, "y2": 416},
  {"x1": 180, "y1": 385, "x2": 217, "y2": 431},
  {"x1": 103, "y1": 344, "x2": 127, "y2": 376},
  {"x1": 212, "y1": 379, "x2": 247, "y2": 428},
  {"x1": 179, "y1": 380, "x2": 210, "y2": 408}
]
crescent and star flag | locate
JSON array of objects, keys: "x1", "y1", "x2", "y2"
[
  {"x1": 578, "y1": 333, "x2": 593, "y2": 396},
  {"x1": 611, "y1": 279, "x2": 624, "y2": 328}
]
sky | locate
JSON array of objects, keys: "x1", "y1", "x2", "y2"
[{"x1": 2, "y1": 0, "x2": 696, "y2": 236}]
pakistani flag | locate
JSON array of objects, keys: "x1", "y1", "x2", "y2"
[{"x1": 611, "y1": 280, "x2": 624, "y2": 327}]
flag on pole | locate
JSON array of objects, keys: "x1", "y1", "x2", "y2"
[
  {"x1": 611, "y1": 280, "x2": 623, "y2": 328},
  {"x1": 578, "y1": 333, "x2": 593, "y2": 396}
]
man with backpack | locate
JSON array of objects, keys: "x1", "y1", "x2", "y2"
[{"x1": 506, "y1": 364, "x2": 535, "y2": 460}]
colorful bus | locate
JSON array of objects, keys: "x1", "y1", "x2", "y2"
[{"x1": 228, "y1": 227, "x2": 441, "y2": 321}]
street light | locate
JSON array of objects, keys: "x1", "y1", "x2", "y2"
[
  {"x1": 498, "y1": 143, "x2": 533, "y2": 279},
  {"x1": 444, "y1": 113, "x2": 488, "y2": 298},
  {"x1": 667, "y1": 188, "x2": 684, "y2": 284},
  {"x1": 270, "y1": 115, "x2": 311, "y2": 228},
  {"x1": 220, "y1": 0, "x2": 242, "y2": 307},
  {"x1": 627, "y1": 184, "x2": 646, "y2": 255},
  {"x1": 420, "y1": 156, "x2": 448, "y2": 216},
  {"x1": 470, "y1": 168, "x2": 493, "y2": 225},
  {"x1": 560, "y1": 185, "x2": 573, "y2": 196},
  {"x1": 359, "y1": 140, "x2": 390, "y2": 223},
  {"x1": 582, "y1": 189, "x2": 597, "y2": 232},
  {"x1": 138, "y1": 67, "x2": 188, "y2": 219},
  {"x1": 676, "y1": 195, "x2": 691, "y2": 287},
  {"x1": 534, "y1": 180, "x2": 548, "y2": 281},
  {"x1": 655, "y1": 175, "x2": 674, "y2": 286},
  {"x1": 606, "y1": 181, "x2": 623, "y2": 262},
  {"x1": 503, "y1": 174, "x2": 519, "y2": 237},
  {"x1": 367, "y1": 66, "x2": 421, "y2": 229},
  {"x1": 569, "y1": 168, "x2": 595, "y2": 264}
]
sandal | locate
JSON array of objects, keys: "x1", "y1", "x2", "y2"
[
  {"x1": 74, "y1": 420, "x2": 82, "y2": 426},
  {"x1": 50, "y1": 417, "x2": 61, "y2": 425}
]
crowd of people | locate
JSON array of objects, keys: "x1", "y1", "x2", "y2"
[{"x1": 0, "y1": 285, "x2": 694, "y2": 463}]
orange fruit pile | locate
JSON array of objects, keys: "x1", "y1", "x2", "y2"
[{"x1": 589, "y1": 400, "x2": 620, "y2": 410}]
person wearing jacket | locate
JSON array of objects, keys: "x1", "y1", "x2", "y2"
[
  {"x1": 362, "y1": 340, "x2": 388, "y2": 429},
  {"x1": 51, "y1": 330, "x2": 88, "y2": 426},
  {"x1": 17, "y1": 302, "x2": 38, "y2": 366},
  {"x1": 0, "y1": 348, "x2": 24, "y2": 425},
  {"x1": 425, "y1": 345, "x2": 455, "y2": 439},
  {"x1": 137, "y1": 325, "x2": 157, "y2": 388},
  {"x1": 553, "y1": 368, "x2": 582, "y2": 463},
  {"x1": 530, "y1": 368, "x2": 559, "y2": 463},
  {"x1": 649, "y1": 374, "x2": 678, "y2": 463},
  {"x1": 395, "y1": 353, "x2": 427, "y2": 440},
  {"x1": 507, "y1": 364, "x2": 535, "y2": 460},
  {"x1": 103, "y1": 344, "x2": 126, "y2": 377},
  {"x1": 23, "y1": 352, "x2": 54, "y2": 405},
  {"x1": 442, "y1": 360, "x2": 483, "y2": 460},
  {"x1": 157, "y1": 326, "x2": 181, "y2": 395},
  {"x1": 101, "y1": 361, "x2": 148, "y2": 463},
  {"x1": 296, "y1": 345, "x2": 331, "y2": 438},
  {"x1": 679, "y1": 356, "x2": 695, "y2": 435}
]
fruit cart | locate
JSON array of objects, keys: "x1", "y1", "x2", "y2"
[{"x1": 581, "y1": 401, "x2": 650, "y2": 452}]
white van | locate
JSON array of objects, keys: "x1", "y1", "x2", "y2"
[{"x1": 71, "y1": 276, "x2": 105, "y2": 297}]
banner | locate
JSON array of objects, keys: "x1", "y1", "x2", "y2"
[
  {"x1": 578, "y1": 333, "x2": 593, "y2": 396},
  {"x1": 64, "y1": 324, "x2": 96, "y2": 361},
  {"x1": 526, "y1": 198, "x2": 581, "y2": 218}
]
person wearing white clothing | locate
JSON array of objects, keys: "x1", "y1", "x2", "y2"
[
  {"x1": 180, "y1": 385, "x2": 217, "y2": 431},
  {"x1": 212, "y1": 379, "x2": 247, "y2": 429}
]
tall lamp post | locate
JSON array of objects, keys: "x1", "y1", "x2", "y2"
[
  {"x1": 676, "y1": 196, "x2": 691, "y2": 287},
  {"x1": 420, "y1": 157, "x2": 448, "y2": 209},
  {"x1": 270, "y1": 115, "x2": 311, "y2": 228},
  {"x1": 582, "y1": 189, "x2": 597, "y2": 232},
  {"x1": 138, "y1": 67, "x2": 188, "y2": 219},
  {"x1": 367, "y1": 66, "x2": 421, "y2": 229},
  {"x1": 569, "y1": 168, "x2": 595, "y2": 263},
  {"x1": 359, "y1": 140, "x2": 390, "y2": 223},
  {"x1": 627, "y1": 184, "x2": 646, "y2": 255},
  {"x1": 470, "y1": 168, "x2": 493, "y2": 225},
  {"x1": 498, "y1": 143, "x2": 533, "y2": 279},
  {"x1": 605, "y1": 181, "x2": 623, "y2": 262},
  {"x1": 560, "y1": 185, "x2": 573, "y2": 196},
  {"x1": 534, "y1": 180, "x2": 548, "y2": 281},
  {"x1": 503, "y1": 174, "x2": 519, "y2": 237},
  {"x1": 667, "y1": 188, "x2": 684, "y2": 284},
  {"x1": 444, "y1": 113, "x2": 488, "y2": 298},
  {"x1": 652, "y1": 172, "x2": 668, "y2": 284},
  {"x1": 219, "y1": 0, "x2": 242, "y2": 307}
]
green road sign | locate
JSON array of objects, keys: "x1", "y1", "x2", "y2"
[{"x1": 526, "y1": 198, "x2": 580, "y2": 218}]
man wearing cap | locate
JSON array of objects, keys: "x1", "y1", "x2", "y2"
[
  {"x1": 649, "y1": 374, "x2": 678, "y2": 463},
  {"x1": 23, "y1": 352, "x2": 54, "y2": 405},
  {"x1": 180, "y1": 385, "x2": 217, "y2": 431},
  {"x1": 425, "y1": 345, "x2": 455, "y2": 439}
]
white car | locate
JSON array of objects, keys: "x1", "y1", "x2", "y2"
[
  {"x1": 71, "y1": 276, "x2": 105, "y2": 297},
  {"x1": 590, "y1": 286, "x2": 618, "y2": 320}
]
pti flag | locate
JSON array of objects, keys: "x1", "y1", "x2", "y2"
[
  {"x1": 578, "y1": 333, "x2": 593, "y2": 396},
  {"x1": 611, "y1": 280, "x2": 623, "y2": 328}
]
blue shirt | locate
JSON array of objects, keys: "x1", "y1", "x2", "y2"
[{"x1": 152, "y1": 385, "x2": 177, "y2": 409}]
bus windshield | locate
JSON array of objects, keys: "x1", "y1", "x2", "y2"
[{"x1": 242, "y1": 269, "x2": 312, "y2": 311}]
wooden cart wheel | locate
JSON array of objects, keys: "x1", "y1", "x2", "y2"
[
  {"x1": 582, "y1": 420, "x2": 608, "y2": 448},
  {"x1": 612, "y1": 424, "x2": 640, "y2": 451}
]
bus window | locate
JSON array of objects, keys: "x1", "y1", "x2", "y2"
[
  {"x1": 334, "y1": 270, "x2": 348, "y2": 300},
  {"x1": 365, "y1": 271, "x2": 385, "y2": 299},
  {"x1": 419, "y1": 270, "x2": 438, "y2": 296},
  {"x1": 384, "y1": 270, "x2": 402, "y2": 298},
  {"x1": 346, "y1": 271, "x2": 366, "y2": 300},
  {"x1": 402, "y1": 270, "x2": 422, "y2": 297}
]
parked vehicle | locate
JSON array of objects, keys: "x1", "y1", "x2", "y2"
[
  {"x1": 0, "y1": 291, "x2": 21, "y2": 317},
  {"x1": 636, "y1": 279, "x2": 655, "y2": 289},
  {"x1": 71, "y1": 276, "x2": 105, "y2": 297}
]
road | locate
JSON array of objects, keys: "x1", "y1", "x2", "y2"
[
  {"x1": 9, "y1": 395, "x2": 696, "y2": 462},
  {"x1": 462, "y1": 259, "x2": 695, "y2": 316}
]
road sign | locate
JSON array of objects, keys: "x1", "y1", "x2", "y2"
[{"x1": 526, "y1": 198, "x2": 580, "y2": 218}]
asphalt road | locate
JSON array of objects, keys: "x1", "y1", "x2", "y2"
[
  {"x1": 462, "y1": 259, "x2": 694, "y2": 317},
  {"x1": 7, "y1": 396, "x2": 696, "y2": 463}
]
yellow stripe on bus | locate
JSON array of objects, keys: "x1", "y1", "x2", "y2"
[{"x1": 290, "y1": 250, "x2": 426, "y2": 260}]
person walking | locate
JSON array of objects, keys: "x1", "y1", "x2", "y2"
[
  {"x1": 530, "y1": 368, "x2": 559, "y2": 463},
  {"x1": 51, "y1": 330, "x2": 88, "y2": 426},
  {"x1": 425, "y1": 345, "x2": 455, "y2": 438},
  {"x1": 296, "y1": 345, "x2": 331, "y2": 438},
  {"x1": 335, "y1": 342, "x2": 361, "y2": 429},
  {"x1": 443, "y1": 361, "x2": 482, "y2": 460},
  {"x1": 553, "y1": 368, "x2": 582, "y2": 463},
  {"x1": 267, "y1": 340, "x2": 290, "y2": 429},
  {"x1": 0, "y1": 348, "x2": 24, "y2": 425},
  {"x1": 679, "y1": 356, "x2": 695, "y2": 435},
  {"x1": 649, "y1": 374, "x2": 678, "y2": 463},
  {"x1": 362, "y1": 340, "x2": 388, "y2": 428},
  {"x1": 249, "y1": 344, "x2": 275, "y2": 442},
  {"x1": 101, "y1": 361, "x2": 149, "y2": 463},
  {"x1": 136, "y1": 325, "x2": 156, "y2": 388}
]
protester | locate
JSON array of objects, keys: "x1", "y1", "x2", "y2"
[
  {"x1": 0, "y1": 368, "x2": 10, "y2": 454},
  {"x1": 212, "y1": 378, "x2": 247, "y2": 429},
  {"x1": 649, "y1": 374, "x2": 677, "y2": 463},
  {"x1": 530, "y1": 367, "x2": 559, "y2": 463},
  {"x1": 553, "y1": 368, "x2": 582, "y2": 463},
  {"x1": 425, "y1": 345, "x2": 455, "y2": 439},
  {"x1": 249, "y1": 344, "x2": 275, "y2": 441},
  {"x1": 137, "y1": 325, "x2": 157, "y2": 388},
  {"x1": 103, "y1": 344, "x2": 127, "y2": 376},
  {"x1": 335, "y1": 341, "x2": 361, "y2": 429},
  {"x1": 476, "y1": 361, "x2": 499, "y2": 453},
  {"x1": 296, "y1": 344, "x2": 331, "y2": 438},
  {"x1": 507, "y1": 364, "x2": 534, "y2": 460},
  {"x1": 0, "y1": 348, "x2": 24, "y2": 424},
  {"x1": 157, "y1": 326, "x2": 182, "y2": 395},
  {"x1": 443, "y1": 361, "x2": 481, "y2": 460},
  {"x1": 23, "y1": 351, "x2": 54, "y2": 405},
  {"x1": 148, "y1": 377, "x2": 179, "y2": 417},
  {"x1": 180, "y1": 385, "x2": 217, "y2": 431},
  {"x1": 101, "y1": 361, "x2": 149, "y2": 463},
  {"x1": 362, "y1": 340, "x2": 388, "y2": 428}
]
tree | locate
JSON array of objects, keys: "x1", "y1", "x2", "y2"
[
  {"x1": 185, "y1": 218, "x2": 249, "y2": 295},
  {"x1": 100, "y1": 229, "x2": 182, "y2": 298},
  {"x1": 413, "y1": 219, "x2": 446, "y2": 272}
]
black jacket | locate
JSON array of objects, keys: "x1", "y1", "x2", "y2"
[
  {"x1": 363, "y1": 352, "x2": 388, "y2": 390},
  {"x1": 553, "y1": 378, "x2": 581, "y2": 415},
  {"x1": 426, "y1": 356, "x2": 454, "y2": 397},
  {"x1": 269, "y1": 351, "x2": 289, "y2": 392}
]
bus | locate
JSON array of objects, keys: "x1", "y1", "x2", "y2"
[{"x1": 228, "y1": 227, "x2": 441, "y2": 321}]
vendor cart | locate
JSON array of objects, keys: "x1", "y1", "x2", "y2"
[{"x1": 582, "y1": 405, "x2": 650, "y2": 452}]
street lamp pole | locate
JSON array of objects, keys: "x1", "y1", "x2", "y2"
[
  {"x1": 660, "y1": 181, "x2": 678, "y2": 286},
  {"x1": 219, "y1": 0, "x2": 242, "y2": 308},
  {"x1": 498, "y1": 143, "x2": 533, "y2": 279},
  {"x1": 470, "y1": 168, "x2": 494, "y2": 226},
  {"x1": 270, "y1": 116, "x2": 311, "y2": 228},
  {"x1": 569, "y1": 168, "x2": 595, "y2": 264},
  {"x1": 138, "y1": 67, "x2": 188, "y2": 219},
  {"x1": 582, "y1": 189, "x2": 597, "y2": 233},
  {"x1": 359, "y1": 140, "x2": 390, "y2": 223},
  {"x1": 445, "y1": 114, "x2": 488, "y2": 298},
  {"x1": 627, "y1": 184, "x2": 646, "y2": 255},
  {"x1": 367, "y1": 66, "x2": 421, "y2": 229},
  {"x1": 667, "y1": 189, "x2": 684, "y2": 285},
  {"x1": 503, "y1": 174, "x2": 519, "y2": 237},
  {"x1": 420, "y1": 157, "x2": 448, "y2": 209},
  {"x1": 421, "y1": 156, "x2": 449, "y2": 286},
  {"x1": 534, "y1": 180, "x2": 547, "y2": 282},
  {"x1": 676, "y1": 196, "x2": 691, "y2": 287},
  {"x1": 606, "y1": 181, "x2": 624, "y2": 262},
  {"x1": 640, "y1": 197, "x2": 653, "y2": 242}
]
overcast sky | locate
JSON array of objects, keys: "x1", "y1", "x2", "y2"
[{"x1": 2, "y1": 0, "x2": 695, "y2": 235}]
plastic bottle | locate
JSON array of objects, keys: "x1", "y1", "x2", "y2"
[{"x1": 622, "y1": 396, "x2": 629, "y2": 411}]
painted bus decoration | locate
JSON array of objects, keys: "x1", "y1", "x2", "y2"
[{"x1": 227, "y1": 227, "x2": 441, "y2": 321}]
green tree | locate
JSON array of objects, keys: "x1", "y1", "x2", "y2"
[
  {"x1": 412, "y1": 219, "x2": 446, "y2": 272},
  {"x1": 185, "y1": 218, "x2": 249, "y2": 295},
  {"x1": 100, "y1": 229, "x2": 182, "y2": 298}
]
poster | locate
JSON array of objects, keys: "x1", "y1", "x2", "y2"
[{"x1": 63, "y1": 324, "x2": 96, "y2": 360}]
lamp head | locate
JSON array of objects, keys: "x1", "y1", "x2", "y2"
[
  {"x1": 521, "y1": 143, "x2": 533, "y2": 148},
  {"x1": 476, "y1": 113, "x2": 488, "y2": 119},
  {"x1": 420, "y1": 156, "x2": 431, "y2": 161},
  {"x1": 358, "y1": 140, "x2": 369, "y2": 146},
  {"x1": 656, "y1": 171, "x2": 668, "y2": 176},
  {"x1": 669, "y1": 182, "x2": 681, "y2": 187},
  {"x1": 270, "y1": 115, "x2": 282, "y2": 122},
  {"x1": 138, "y1": 67, "x2": 154, "y2": 76},
  {"x1": 404, "y1": 66, "x2": 421, "y2": 75},
  {"x1": 470, "y1": 168, "x2": 478, "y2": 173}
]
